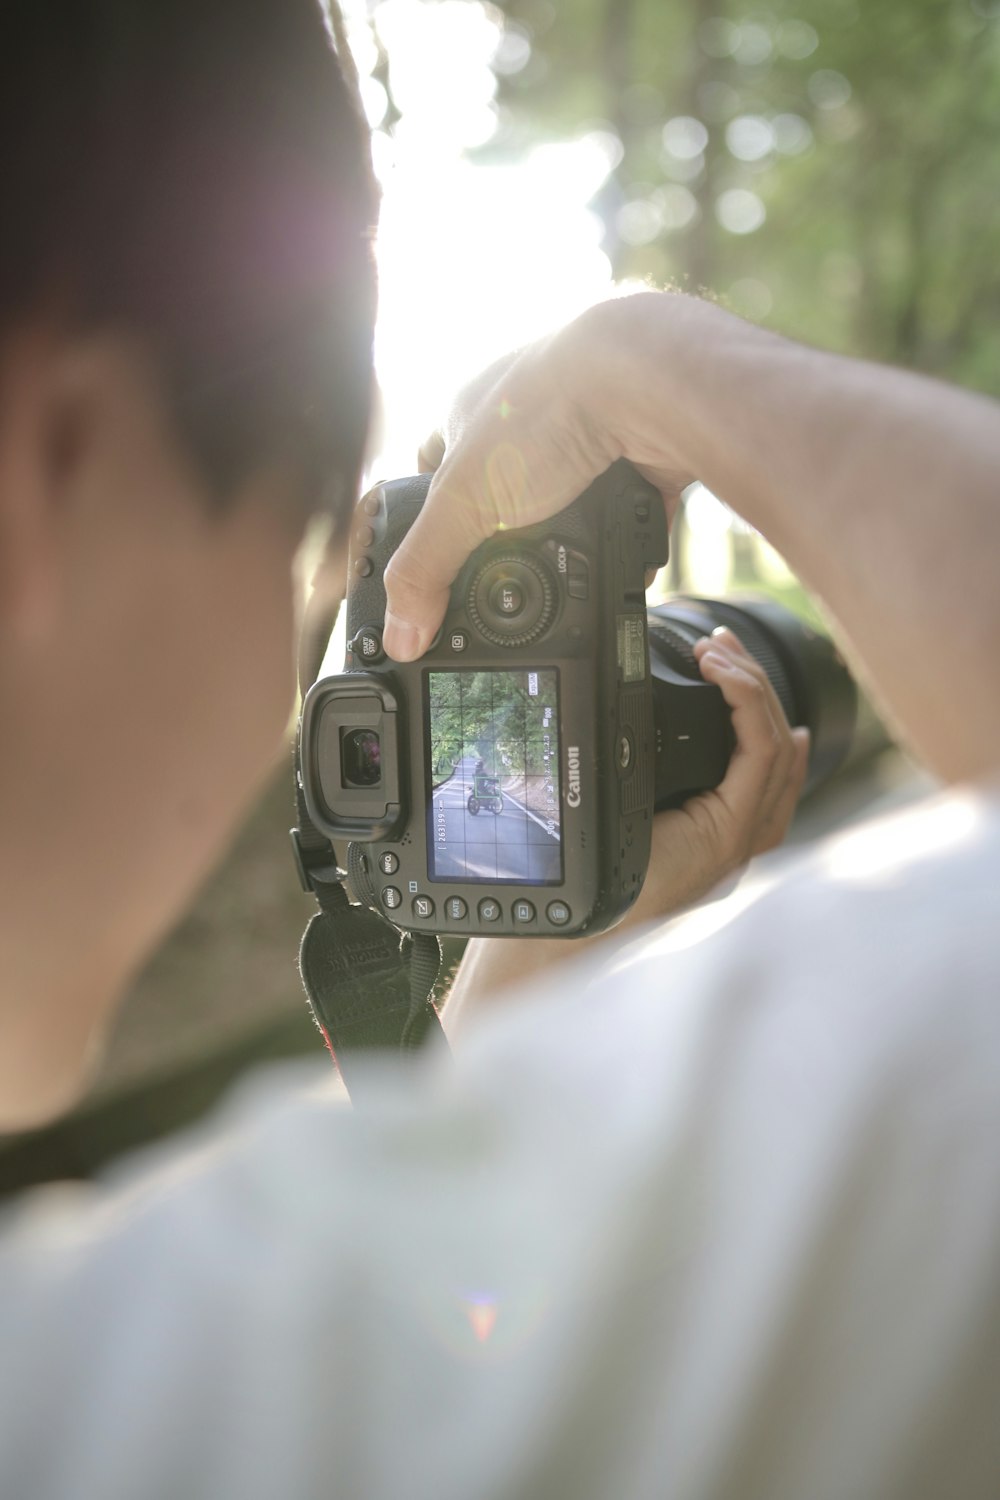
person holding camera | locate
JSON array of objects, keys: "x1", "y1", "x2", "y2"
[{"x1": 1, "y1": 2, "x2": 1000, "y2": 1498}]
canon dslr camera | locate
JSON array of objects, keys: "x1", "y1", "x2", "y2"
[{"x1": 297, "y1": 461, "x2": 856, "y2": 939}]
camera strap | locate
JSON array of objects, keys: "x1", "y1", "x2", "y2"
[
  {"x1": 290, "y1": 561, "x2": 448, "y2": 1095},
  {"x1": 291, "y1": 736, "x2": 448, "y2": 1099}
]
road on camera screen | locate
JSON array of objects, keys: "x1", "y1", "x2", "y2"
[
  {"x1": 426, "y1": 668, "x2": 563, "y2": 884},
  {"x1": 429, "y1": 753, "x2": 561, "y2": 883}
]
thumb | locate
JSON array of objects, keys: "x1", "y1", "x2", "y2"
[{"x1": 382, "y1": 468, "x2": 498, "y2": 660}]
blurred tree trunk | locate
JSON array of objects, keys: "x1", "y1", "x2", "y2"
[
  {"x1": 677, "y1": 0, "x2": 721, "y2": 292},
  {"x1": 601, "y1": 0, "x2": 638, "y2": 140}
]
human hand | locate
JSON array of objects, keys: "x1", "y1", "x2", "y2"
[
  {"x1": 634, "y1": 627, "x2": 810, "y2": 920},
  {"x1": 443, "y1": 625, "x2": 809, "y2": 1034},
  {"x1": 403, "y1": 323, "x2": 808, "y2": 921},
  {"x1": 382, "y1": 295, "x2": 700, "y2": 661}
]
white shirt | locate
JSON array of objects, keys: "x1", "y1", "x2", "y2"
[{"x1": 2, "y1": 787, "x2": 999, "y2": 1500}]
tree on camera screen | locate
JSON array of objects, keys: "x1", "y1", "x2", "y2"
[{"x1": 425, "y1": 670, "x2": 562, "y2": 884}]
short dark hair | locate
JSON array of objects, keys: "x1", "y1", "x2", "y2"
[{"x1": 1, "y1": 0, "x2": 378, "y2": 521}]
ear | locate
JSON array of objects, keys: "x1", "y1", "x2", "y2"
[{"x1": 0, "y1": 326, "x2": 88, "y2": 644}]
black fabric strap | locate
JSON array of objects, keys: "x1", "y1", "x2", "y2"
[{"x1": 292, "y1": 702, "x2": 448, "y2": 1097}]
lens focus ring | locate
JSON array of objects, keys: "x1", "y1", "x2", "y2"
[{"x1": 467, "y1": 554, "x2": 556, "y2": 646}]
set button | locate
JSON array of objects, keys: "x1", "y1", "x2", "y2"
[{"x1": 489, "y1": 578, "x2": 525, "y2": 617}]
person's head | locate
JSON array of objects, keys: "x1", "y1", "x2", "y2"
[{"x1": 0, "y1": 0, "x2": 376, "y2": 1125}]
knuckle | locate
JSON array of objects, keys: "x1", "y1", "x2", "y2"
[{"x1": 756, "y1": 724, "x2": 783, "y2": 764}]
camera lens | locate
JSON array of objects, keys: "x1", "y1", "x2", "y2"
[
  {"x1": 647, "y1": 595, "x2": 857, "y2": 807},
  {"x1": 341, "y1": 728, "x2": 382, "y2": 788}
]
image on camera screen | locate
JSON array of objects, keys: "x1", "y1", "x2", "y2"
[{"x1": 425, "y1": 669, "x2": 562, "y2": 884}]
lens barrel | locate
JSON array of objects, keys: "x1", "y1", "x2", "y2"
[{"x1": 647, "y1": 595, "x2": 857, "y2": 808}]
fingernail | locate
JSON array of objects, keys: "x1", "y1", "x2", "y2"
[{"x1": 383, "y1": 613, "x2": 422, "y2": 661}]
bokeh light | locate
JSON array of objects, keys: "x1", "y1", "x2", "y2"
[
  {"x1": 662, "y1": 116, "x2": 710, "y2": 160},
  {"x1": 726, "y1": 115, "x2": 776, "y2": 162},
  {"x1": 715, "y1": 188, "x2": 767, "y2": 235}
]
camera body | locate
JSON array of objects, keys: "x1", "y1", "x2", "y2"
[{"x1": 299, "y1": 461, "x2": 669, "y2": 938}]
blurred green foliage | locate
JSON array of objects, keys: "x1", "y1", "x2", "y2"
[
  {"x1": 484, "y1": 0, "x2": 1000, "y2": 391},
  {"x1": 428, "y1": 670, "x2": 557, "y2": 778}
]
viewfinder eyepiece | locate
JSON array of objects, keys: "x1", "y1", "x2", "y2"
[{"x1": 341, "y1": 728, "x2": 381, "y2": 788}]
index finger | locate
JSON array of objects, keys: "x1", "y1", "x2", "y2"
[
  {"x1": 382, "y1": 423, "x2": 596, "y2": 660},
  {"x1": 381, "y1": 332, "x2": 625, "y2": 659}
]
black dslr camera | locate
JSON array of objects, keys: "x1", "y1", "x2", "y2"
[{"x1": 298, "y1": 461, "x2": 856, "y2": 940}]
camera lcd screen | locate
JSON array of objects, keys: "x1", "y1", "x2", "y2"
[{"x1": 425, "y1": 669, "x2": 563, "y2": 885}]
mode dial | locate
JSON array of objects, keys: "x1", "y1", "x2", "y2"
[{"x1": 467, "y1": 553, "x2": 557, "y2": 647}]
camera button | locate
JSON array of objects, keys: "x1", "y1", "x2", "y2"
[
  {"x1": 354, "y1": 555, "x2": 374, "y2": 579},
  {"x1": 477, "y1": 898, "x2": 502, "y2": 924},
  {"x1": 445, "y1": 896, "x2": 468, "y2": 921},
  {"x1": 378, "y1": 851, "x2": 399, "y2": 875},
  {"x1": 566, "y1": 553, "x2": 589, "y2": 600},
  {"x1": 412, "y1": 894, "x2": 435, "y2": 920},
  {"x1": 351, "y1": 627, "x2": 384, "y2": 663},
  {"x1": 489, "y1": 578, "x2": 525, "y2": 617},
  {"x1": 512, "y1": 899, "x2": 536, "y2": 926},
  {"x1": 381, "y1": 886, "x2": 402, "y2": 910},
  {"x1": 546, "y1": 901, "x2": 572, "y2": 927}
]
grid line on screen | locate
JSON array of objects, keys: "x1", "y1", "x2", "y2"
[{"x1": 426, "y1": 669, "x2": 563, "y2": 885}]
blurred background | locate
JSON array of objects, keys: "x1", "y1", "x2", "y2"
[{"x1": 3, "y1": 0, "x2": 994, "y2": 1189}]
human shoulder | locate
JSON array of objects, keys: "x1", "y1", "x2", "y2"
[{"x1": 457, "y1": 783, "x2": 1000, "y2": 1131}]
